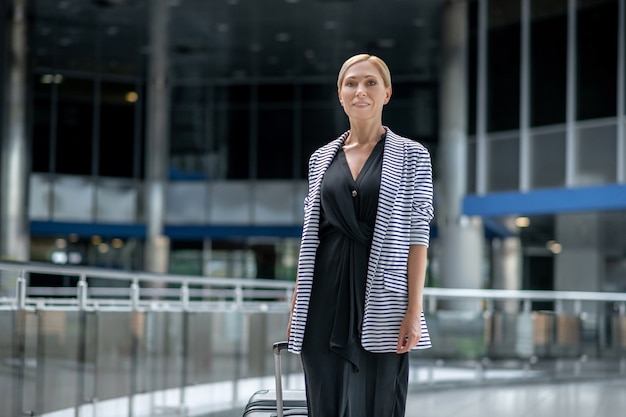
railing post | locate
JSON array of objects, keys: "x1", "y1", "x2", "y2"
[
  {"x1": 555, "y1": 299, "x2": 564, "y2": 315},
  {"x1": 181, "y1": 282, "x2": 189, "y2": 311},
  {"x1": 235, "y1": 284, "x2": 243, "y2": 306},
  {"x1": 77, "y1": 274, "x2": 88, "y2": 311},
  {"x1": 76, "y1": 274, "x2": 88, "y2": 417},
  {"x1": 13, "y1": 273, "x2": 28, "y2": 416},
  {"x1": 129, "y1": 278, "x2": 140, "y2": 417},
  {"x1": 16, "y1": 274, "x2": 26, "y2": 309},
  {"x1": 179, "y1": 283, "x2": 190, "y2": 415}
]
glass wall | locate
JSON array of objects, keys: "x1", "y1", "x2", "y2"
[
  {"x1": 487, "y1": 0, "x2": 521, "y2": 133},
  {"x1": 531, "y1": 0, "x2": 567, "y2": 127},
  {"x1": 31, "y1": 0, "x2": 146, "y2": 179},
  {"x1": 577, "y1": 0, "x2": 618, "y2": 121},
  {"x1": 24, "y1": 0, "x2": 442, "y2": 276},
  {"x1": 469, "y1": 0, "x2": 624, "y2": 193},
  {"x1": 30, "y1": 0, "x2": 440, "y2": 183}
]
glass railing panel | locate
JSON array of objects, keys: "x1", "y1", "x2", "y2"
[
  {"x1": 421, "y1": 311, "x2": 488, "y2": 360},
  {"x1": 485, "y1": 312, "x2": 521, "y2": 358},
  {"x1": 94, "y1": 311, "x2": 133, "y2": 404},
  {"x1": 1, "y1": 261, "x2": 626, "y2": 416},
  {"x1": 37, "y1": 310, "x2": 82, "y2": 415},
  {"x1": 0, "y1": 310, "x2": 14, "y2": 417},
  {"x1": 146, "y1": 311, "x2": 184, "y2": 393}
]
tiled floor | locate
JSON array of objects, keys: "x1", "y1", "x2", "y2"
[
  {"x1": 208, "y1": 378, "x2": 626, "y2": 417},
  {"x1": 405, "y1": 378, "x2": 626, "y2": 417}
]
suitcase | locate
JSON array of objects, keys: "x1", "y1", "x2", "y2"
[{"x1": 243, "y1": 341, "x2": 308, "y2": 417}]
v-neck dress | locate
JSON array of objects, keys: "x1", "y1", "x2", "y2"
[{"x1": 301, "y1": 136, "x2": 409, "y2": 417}]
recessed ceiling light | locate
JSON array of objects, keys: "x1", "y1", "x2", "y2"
[
  {"x1": 515, "y1": 216, "x2": 530, "y2": 227},
  {"x1": 276, "y1": 32, "x2": 291, "y2": 42},
  {"x1": 125, "y1": 91, "x2": 138, "y2": 103},
  {"x1": 547, "y1": 241, "x2": 562, "y2": 254}
]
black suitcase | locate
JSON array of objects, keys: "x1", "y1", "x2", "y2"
[{"x1": 243, "y1": 341, "x2": 307, "y2": 417}]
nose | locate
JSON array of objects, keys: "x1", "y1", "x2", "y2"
[{"x1": 355, "y1": 83, "x2": 366, "y2": 96}]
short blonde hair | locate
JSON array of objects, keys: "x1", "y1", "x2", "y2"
[{"x1": 337, "y1": 54, "x2": 392, "y2": 90}]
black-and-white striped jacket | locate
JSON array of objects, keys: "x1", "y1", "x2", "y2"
[{"x1": 288, "y1": 128, "x2": 435, "y2": 354}]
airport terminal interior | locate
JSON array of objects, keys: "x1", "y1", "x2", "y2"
[{"x1": 1, "y1": 0, "x2": 626, "y2": 416}]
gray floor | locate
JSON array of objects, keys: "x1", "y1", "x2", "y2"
[
  {"x1": 209, "y1": 378, "x2": 626, "y2": 417},
  {"x1": 405, "y1": 378, "x2": 626, "y2": 417}
]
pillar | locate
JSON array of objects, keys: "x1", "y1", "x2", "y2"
[
  {"x1": 554, "y1": 213, "x2": 604, "y2": 314},
  {"x1": 436, "y1": 0, "x2": 485, "y2": 309},
  {"x1": 1, "y1": 0, "x2": 30, "y2": 296},
  {"x1": 144, "y1": 0, "x2": 171, "y2": 274},
  {"x1": 491, "y1": 234, "x2": 522, "y2": 313}
]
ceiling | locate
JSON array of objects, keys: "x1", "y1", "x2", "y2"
[{"x1": 31, "y1": 0, "x2": 443, "y2": 82}]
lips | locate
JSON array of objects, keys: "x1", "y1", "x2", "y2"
[{"x1": 352, "y1": 101, "x2": 370, "y2": 107}]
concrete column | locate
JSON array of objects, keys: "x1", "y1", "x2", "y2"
[
  {"x1": 436, "y1": 0, "x2": 485, "y2": 309},
  {"x1": 144, "y1": 0, "x2": 171, "y2": 274},
  {"x1": 491, "y1": 236, "x2": 522, "y2": 313},
  {"x1": 1, "y1": 0, "x2": 30, "y2": 295},
  {"x1": 554, "y1": 213, "x2": 604, "y2": 314}
]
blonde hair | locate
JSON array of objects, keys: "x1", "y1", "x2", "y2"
[{"x1": 337, "y1": 54, "x2": 392, "y2": 90}]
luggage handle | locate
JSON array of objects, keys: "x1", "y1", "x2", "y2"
[{"x1": 273, "y1": 341, "x2": 289, "y2": 417}]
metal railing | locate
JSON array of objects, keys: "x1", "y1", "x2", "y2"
[{"x1": 1, "y1": 260, "x2": 625, "y2": 417}]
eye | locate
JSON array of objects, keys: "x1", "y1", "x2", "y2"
[
  {"x1": 367, "y1": 80, "x2": 377, "y2": 86},
  {"x1": 345, "y1": 81, "x2": 355, "y2": 87}
]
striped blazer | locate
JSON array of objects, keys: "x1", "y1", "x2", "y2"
[{"x1": 288, "y1": 127, "x2": 435, "y2": 354}]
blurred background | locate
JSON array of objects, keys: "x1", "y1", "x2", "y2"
[
  {"x1": 1, "y1": 0, "x2": 626, "y2": 416},
  {"x1": 0, "y1": 0, "x2": 625, "y2": 293}
]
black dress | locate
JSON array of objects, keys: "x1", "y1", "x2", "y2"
[{"x1": 301, "y1": 136, "x2": 409, "y2": 417}]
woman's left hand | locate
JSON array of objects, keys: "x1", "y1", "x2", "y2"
[{"x1": 396, "y1": 311, "x2": 421, "y2": 354}]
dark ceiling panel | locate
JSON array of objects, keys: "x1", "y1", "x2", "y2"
[{"x1": 32, "y1": 0, "x2": 441, "y2": 81}]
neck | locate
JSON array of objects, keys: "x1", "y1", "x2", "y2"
[{"x1": 345, "y1": 121, "x2": 386, "y2": 146}]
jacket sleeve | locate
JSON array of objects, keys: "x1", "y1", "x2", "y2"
[{"x1": 410, "y1": 146, "x2": 435, "y2": 246}]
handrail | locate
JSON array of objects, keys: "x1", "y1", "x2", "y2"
[
  {"x1": 1, "y1": 259, "x2": 625, "y2": 307},
  {"x1": 0, "y1": 259, "x2": 295, "y2": 289},
  {"x1": 423, "y1": 287, "x2": 626, "y2": 302}
]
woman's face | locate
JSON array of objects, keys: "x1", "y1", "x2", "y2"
[{"x1": 338, "y1": 60, "x2": 392, "y2": 122}]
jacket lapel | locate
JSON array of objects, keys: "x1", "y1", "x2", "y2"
[
  {"x1": 367, "y1": 129, "x2": 403, "y2": 278},
  {"x1": 309, "y1": 135, "x2": 345, "y2": 204}
]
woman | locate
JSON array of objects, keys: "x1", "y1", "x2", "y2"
[{"x1": 287, "y1": 54, "x2": 434, "y2": 417}]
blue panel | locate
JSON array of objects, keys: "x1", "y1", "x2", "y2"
[
  {"x1": 463, "y1": 184, "x2": 626, "y2": 216},
  {"x1": 31, "y1": 221, "x2": 147, "y2": 238},
  {"x1": 30, "y1": 222, "x2": 495, "y2": 240},
  {"x1": 30, "y1": 221, "x2": 303, "y2": 240},
  {"x1": 164, "y1": 225, "x2": 304, "y2": 240}
]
